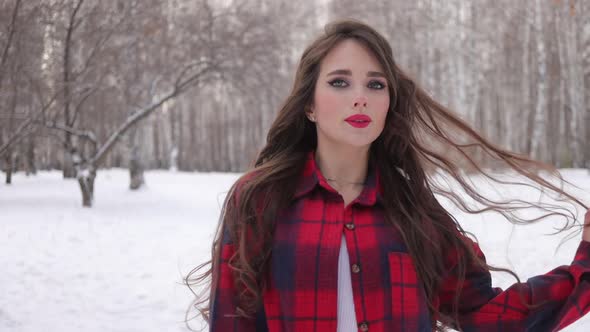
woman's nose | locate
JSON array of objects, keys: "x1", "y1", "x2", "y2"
[{"x1": 353, "y1": 95, "x2": 368, "y2": 109}]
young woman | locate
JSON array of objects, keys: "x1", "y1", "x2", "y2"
[{"x1": 186, "y1": 19, "x2": 590, "y2": 332}]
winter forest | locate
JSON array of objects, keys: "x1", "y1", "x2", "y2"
[
  {"x1": 1, "y1": 0, "x2": 590, "y2": 331},
  {"x1": 0, "y1": 0, "x2": 589, "y2": 206}
]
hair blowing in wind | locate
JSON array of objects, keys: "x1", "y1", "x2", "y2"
[{"x1": 184, "y1": 19, "x2": 588, "y2": 331}]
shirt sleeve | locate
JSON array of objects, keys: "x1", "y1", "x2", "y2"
[
  {"x1": 208, "y1": 231, "x2": 257, "y2": 332},
  {"x1": 438, "y1": 237, "x2": 590, "y2": 331}
]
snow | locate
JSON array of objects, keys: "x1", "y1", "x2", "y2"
[{"x1": 0, "y1": 168, "x2": 589, "y2": 331}]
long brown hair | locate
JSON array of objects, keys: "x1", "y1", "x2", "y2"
[{"x1": 185, "y1": 18, "x2": 588, "y2": 331}]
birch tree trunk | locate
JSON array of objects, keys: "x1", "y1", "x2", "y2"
[
  {"x1": 128, "y1": 126, "x2": 145, "y2": 190},
  {"x1": 529, "y1": 0, "x2": 547, "y2": 160},
  {"x1": 4, "y1": 67, "x2": 18, "y2": 184},
  {"x1": 554, "y1": 5, "x2": 567, "y2": 167},
  {"x1": 152, "y1": 112, "x2": 162, "y2": 168},
  {"x1": 468, "y1": 2, "x2": 483, "y2": 128},
  {"x1": 520, "y1": 15, "x2": 532, "y2": 154},
  {"x1": 455, "y1": 1, "x2": 469, "y2": 118},
  {"x1": 582, "y1": 1, "x2": 590, "y2": 169},
  {"x1": 24, "y1": 135, "x2": 36, "y2": 176},
  {"x1": 564, "y1": 6, "x2": 585, "y2": 167},
  {"x1": 61, "y1": 0, "x2": 84, "y2": 179}
]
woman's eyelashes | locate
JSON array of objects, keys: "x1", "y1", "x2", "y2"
[
  {"x1": 367, "y1": 80, "x2": 386, "y2": 89},
  {"x1": 327, "y1": 78, "x2": 386, "y2": 90},
  {"x1": 327, "y1": 78, "x2": 349, "y2": 88}
]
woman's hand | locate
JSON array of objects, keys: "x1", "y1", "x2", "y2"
[{"x1": 583, "y1": 210, "x2": 590, "y2": 243}]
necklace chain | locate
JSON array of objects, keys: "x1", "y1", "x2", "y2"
[{"x1": 326, "y1": 177, "x2": 365, "y2": 186}]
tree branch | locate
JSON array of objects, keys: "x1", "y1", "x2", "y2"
[
  {"x1": 40, "y1": 120, "x2": 97, "y2": 147},
  {"x1": 0, "y1": 85, "x2": 61, "y2": 157},
  {"x1": 91, "y1": 63, "x2": 215, "y2": 167},
  {"x1": 0, "y1": 0, "x2": 22, "y2": 91}
]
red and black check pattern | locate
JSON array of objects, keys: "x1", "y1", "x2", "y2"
[{"x1": 209, "y1": 150, "x2": 590, "y2": 331}]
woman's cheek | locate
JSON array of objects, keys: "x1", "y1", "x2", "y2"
[{"x1": 317, "y1": 90, "x2": 347, "y2": 117}]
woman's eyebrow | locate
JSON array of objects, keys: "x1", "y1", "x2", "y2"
[
  {"x1": 367, "y1": 71, "x2": 386, "y2": 78},
  {"x1": 326, "y1": 69, "x2": 386, "y2": 78}
]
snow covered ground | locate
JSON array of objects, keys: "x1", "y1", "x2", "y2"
[{"x1": 1, "y1": 168, "x2": 589, "y2": 331}]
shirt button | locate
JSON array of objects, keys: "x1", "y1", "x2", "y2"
[
  {"x1": 358, "y1": 321, "x2": 369, "y2": 331},
  {"x1": 351, "y1": 263, "x2": 361, "y2": 273},
  {"x1": 345, "y1": 223, "x2": 355, "y2": 230}
]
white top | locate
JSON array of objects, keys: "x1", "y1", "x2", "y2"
[{"x1": 337, "y1": 234, "x2": 358, "y2": 332}]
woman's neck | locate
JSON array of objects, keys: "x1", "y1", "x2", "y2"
[{"x1": 315, "y1": 142, "x2": 370, "y2": 190}]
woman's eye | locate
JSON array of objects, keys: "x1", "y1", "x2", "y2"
[
  {"x1": 368, "y1": 80, "x2": 386, "y2": 90},
  {"x1": 328, "y1": 79, "x2": 348, "y2": 88}
]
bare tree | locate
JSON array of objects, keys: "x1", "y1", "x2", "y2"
[
  {"x1": 3, "y1": 0, "x2": 588, "y2": 201},
  {"x1": 0, "y1": 0, "x2": 21, "y2": 183},
  {"x1": 0, "y1": 0, "x2": 20, "y2": 91}
]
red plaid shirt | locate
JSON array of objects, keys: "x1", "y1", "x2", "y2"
[{"x1": 210, "y1": 150, "x2": 590, "y2": 331}]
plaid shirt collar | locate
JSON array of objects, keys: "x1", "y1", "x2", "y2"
[{"x1": 293, "y1": 149, "x2": 383, "y2": 206}]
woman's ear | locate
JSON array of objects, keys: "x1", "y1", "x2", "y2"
[{"x1": 306, "y1": 105, "x2": 316, "y2": 122}]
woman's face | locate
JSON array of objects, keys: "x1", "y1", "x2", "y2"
[{"x1": 308, "y1": 39, "x2": 390, "y2": 149}]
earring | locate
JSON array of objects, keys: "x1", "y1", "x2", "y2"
[{"x1": 309, "y1": 114, "x2": 316, "y2": 122}]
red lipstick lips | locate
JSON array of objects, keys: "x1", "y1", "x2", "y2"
[{"x1": 345, "y1": 114, "x2": 372, "y2": 128}]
